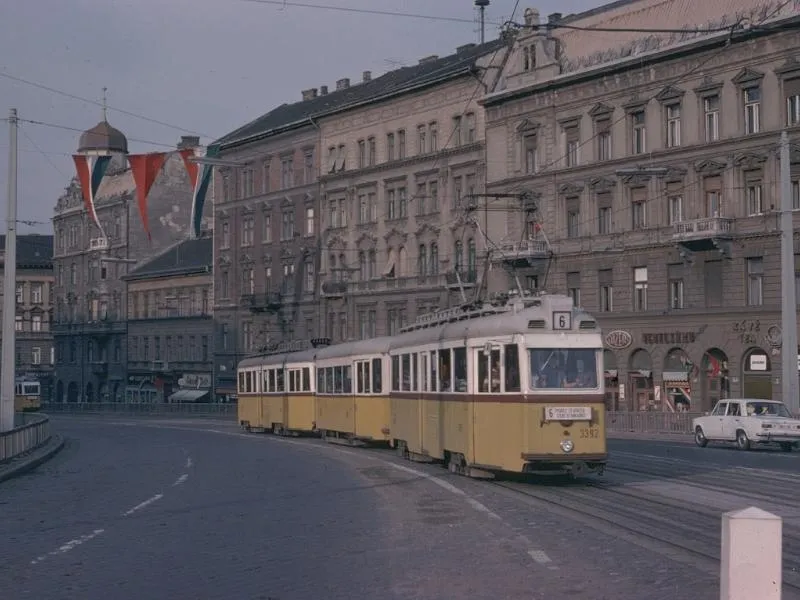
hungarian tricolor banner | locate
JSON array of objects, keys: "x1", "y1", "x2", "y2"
[
  {"x1": 72, "y1": 154, "x2": 112, "y2": 238},
  {"x1": 179, "y1": 145, "x2": 219, "y2": 239},
  {"x1": 128, "y1": 152, "x2": 167, "y2": 241}
]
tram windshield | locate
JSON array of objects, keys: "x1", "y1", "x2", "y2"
[{"x1": 528, "y1": 348, "x2": 599, "y2": 390}]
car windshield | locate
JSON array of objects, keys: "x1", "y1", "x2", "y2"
[
  {"x1": 528, "y1": 348, "x2": 598, "y2": 390},
  {"x1": 745, "y1": 401, "x2": 792, "y2": 417}
]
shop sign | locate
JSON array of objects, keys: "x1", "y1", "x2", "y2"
[
  {"x1": 179, "y1": 373, "x2": 212, "y2": 389},
  {"x1": 642, "y1": 332, "x2": 696, "y2": 344},
  {"x1": 605, "y1": 330, "x2": 633, "y2": 350},
  {"x1": 749, "y1": 354, "x2": 768, "y2": 371}
]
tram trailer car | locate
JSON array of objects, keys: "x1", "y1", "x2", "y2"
[
  {"x1": 315, "y1": 339, "x2": 392, "y2": 446},
  {"x1": 15, "y1": 378, "x2": 41, "y2": 412},
  {"x1": 237, "y1": 349, "x2": 317, "y2": 436},
  {"x1": 388, "y1": 293, "x2": 607, "y2": 478}
]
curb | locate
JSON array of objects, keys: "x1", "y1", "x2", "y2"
[
  {"x1": 608, "y1": 432, "x2": 694, "y2": 443},
  {"x1": 0, "y1": 434, "x2": 66, "y2": 484}
]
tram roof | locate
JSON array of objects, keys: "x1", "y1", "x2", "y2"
[
  {"x1": 315, "y1": 336, "x2": 393, "y2": 360},
  {"x1": 238, "y1": 348, "x2": 318, "y2": 369}
]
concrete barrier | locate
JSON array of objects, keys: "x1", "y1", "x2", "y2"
[
  {"x1": 0, "y1": 412, "x2": 52, "y2": 463},
  {"x1": 721, "y1": 507, "x2": 782, "y2": 600}
]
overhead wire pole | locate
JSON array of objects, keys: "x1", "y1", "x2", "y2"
[
  {"x1": 779, "y1": 130, "x2": 799, "y2": 415},
  {"x1": 1, "y1": 109, "x2": 18, "y2": 432}
]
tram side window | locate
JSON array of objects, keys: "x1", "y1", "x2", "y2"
[
  {"x1": 372, "y1": 358, "x2": 382, "y2": 393},
  {"x1": 478, "y1": 347, "x2": 502, "y2": 393},
  {"x1": 504, "y1": 344, "x2": 521, "y2": 392},
  {"x1": 269, "y1": 369, "x2": 276, "y2": 393},
  {"x1": 391, "y1": 356, "x2": 400, "y2": 391},
  {"x1": 238, "y1": 372, "x2": 245, "y2": 393},
  {"x1": 326, "y1": 367, "x2": 334, "y2": 393},
  {"x1": 290, "y1": 369, "x2": 300, "y2": 392},
  {"x1": 411, "y1": 353, "x2": 419, "y2": 392},
  {"x1": 401, "y1": 354, "x2": 411, "y2": 391},
  {"x1": 276, "y1": 369, "x2": 285, "y2": 392},
  {"x1": 439, "y1": 350, "x2": 451, "y2": 391},
  {"x1": 317, "y1": 369, "x2": 325, "y2": 394},
  {"x1": 430, "y1": 350, "x2": 438, "y2": 392},
  {"x1": 529, "y1": 348, "x2": 598, "y2": 389},
  {"x1": 356, "y1": 361, "x2": 370, "y2": 394},
  {"x1": 421, "y1": 352, "x2": 429, "y2": 392},
  {"x1": 453, "y1": 347, "x2": 467, "y2": 392},
  {"x1": 343, "y1": 365, "x2": 352, "y2": 393},
  {"x1": 303, "y1": 367, "x2": 311, "y2": 392},
  {"x1": 263, "y1": 370, "x2": 269, "y2": 393}
]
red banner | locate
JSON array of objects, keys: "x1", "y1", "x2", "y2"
[
  {"x1": 129, "y1": 152, "x2": 167, "y2": 241},
  {"x1": 179, "y1": 147, "x2": 199, "y2": 188}
]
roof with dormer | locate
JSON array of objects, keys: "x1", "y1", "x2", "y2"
[{"x1": 0, "y1": 234, "x2": 53, "y2": 269}]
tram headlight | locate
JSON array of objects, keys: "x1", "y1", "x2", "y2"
[{"x1": 560, "y1": 439, "x2": 574, "y2": 453}]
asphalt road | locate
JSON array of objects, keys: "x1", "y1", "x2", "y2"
[{"x1": 3, "y1": 417, "x2": 799, "y2": 600}]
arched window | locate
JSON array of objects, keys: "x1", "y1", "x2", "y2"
[
  {"x1": 418, "y1": 244, "x2": 427, "y2": 276},
  {"x1": 429, "y1": 242, "x2": 439, "y2": 275},
  {"x1": 467, "y1": 238, "x2": 476, "y2": 276},
  {"x1": 454, "y1": 240, "x2": 464, "y2": 272}
]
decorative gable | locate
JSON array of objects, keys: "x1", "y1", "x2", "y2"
[
  {"x1": 694, "y1": 158, "x2": 727, "y2": 175},
  {"x1": 589, "y1": 177, "x2": 616, "y2": 192},
  {"x1": 775, "y1": 57, "x2": 800, "y2": 77},
  {"x1": 734, "y1": 152, "x2": 768, "y2": 170},
  {"x1": 732, "y1": 68, "x2": 764, "y2": 86},
  {"x1": 384, "y1": 227, "x2": 408, "y2": 245},
  {"x1": 260, "y1": 201, "x2": 272, "y2": 212},
  {"x1": 355, "y1": 232, "x2": 378, "y2": 247},
  {"x1": 558, "y1": 182, "x2": 584, "y2": 196},
  {"x1": 415, "y1": 222, "x2": 441, "y2": 238},
  {"x1": 326, "y1": 234, "x2": 347, "y2": 250},
  {"x1": 588, "y1": 103, "x2": 613, "y2": 118},
  {"x1": 516, "y1": 119, "x2": 541, "y2": 133},
  {"x1": 655, "y1": 85, "x2": 685, "y2": 103}
]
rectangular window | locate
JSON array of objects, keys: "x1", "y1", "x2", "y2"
[
  {"x1": 280, "y1": 156, "x2": 294, "y2": 188},
  {"x1": 305, "y1": 207, "x2": 314, "y2": 236},
  {"x1": 565, "y1": 197, "x2": 580, "y2": 238},
  {"x1": 367, "y1": 137, "x2": 376, "y2": 166},
  {"x1": 598, "y1": 269, "x2": 613, "y2": 312},
  {"x1": 357, "y1": 139, "x2": 366, "y2": 168},
  {"x1": 746, "y1": 257, "x2": 763, "y2": 306},
  {"x1": 596, "y1": 119, "x2": 611, "y2": 161},
  {"x1": 596, "y1": 192, "x2": 612, "y2": 235},
  {"x1": 262, "y1": 214, "x2": 272, "y2": 243},
  {"x1": 665, "y1": 104, "x2": 681, "y2": 147},
  {"x1": 523, "y1": 134, "x2": 537, "y2": 173},
  {"x1": 744, "y1": 86, "x2": 761, "y2": 134},
  {"x1": 386, "y1": 133, "x2": 395, "y2": 161},
  {"x1": 633, "y1": 266, "x2": 648, "y2": 311},
  {"x1": 32, "y1": 347, "x2": 41, "y2": 365},
  {"x1": 703, "y1": 95, "x2": 720, "y2": 142},
  {"x1": 668, "y1": 263, "x2": 684, "y2": 310},
  {"x1": 564, "y1": 125, "x2": 579, "y2": 167},
  {"x1": 417, "y1": 125, "x2": 426, "y2": 154},
  {"x1": 429, "y1": 122, "x2": 438, "y2": 152},
  {"x1": 31, "y1": 283, "x2": 42, "y2": 304},
  {"x1": 631, "y1": 110, "x2": 646, "y2": 154},
  {"x1": 747, "y1": 184, "x2": 763, "y2": 215},
  {"x1": 631, "y1": 187, "x2": 647, "y2": 229},
  {"x1": 566, "y1": 272, "x2": 581, "y2": 307},
  {"x1": 668, "y1": 195, "x2": 683, "y2": 224}
]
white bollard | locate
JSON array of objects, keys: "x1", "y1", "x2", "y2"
[{"x1": 720, "y1": 506, "x2": 782, "y2": 600}]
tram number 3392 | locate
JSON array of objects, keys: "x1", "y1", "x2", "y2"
[{"x1": 579, "y1": 428, "x2": 600, "y2": 439}]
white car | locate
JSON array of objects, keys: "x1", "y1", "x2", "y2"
[{"x1": 692, "y1": 398, "x2": 800, "y2": 451}]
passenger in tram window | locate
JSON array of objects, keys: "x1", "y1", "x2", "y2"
[{"x1": 490, "y1": 349, "x2": 501, "y2": 393}]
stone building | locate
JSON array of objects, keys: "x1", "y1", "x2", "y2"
[
  {"x1": 51, "y1": 115, "x2": 211, "y2": 403},
  {"x1": 123, "y1": 234, "x2": 213, "y2": 403},
  {"x1": 317, "y1": 39, "x2": 510, "y2": 341},
  {"x1": 481, "y1": 1, "x2": 800, "y2": 412},
  {"x1": 0, "y1": 234, "x2": 55, "y2": 401}
]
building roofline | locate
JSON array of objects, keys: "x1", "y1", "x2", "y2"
[
  {"x1": 122, "y1": 264, "x2": 211, "y2": 282},
  {"x1": 481, "y1": 14, "x2": 800, "y2": 108}
]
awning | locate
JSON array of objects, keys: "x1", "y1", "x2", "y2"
[
  {"x1": 663, "y1": 370, "x2": 689, "y2": 383},
  {"x1": 604, "y1": 369, "x2": 618, "y2": 377},
  {"x1": 169, "y1": 389, "x2": 210, "y2": 403}
]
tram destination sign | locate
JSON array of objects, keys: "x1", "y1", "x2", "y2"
[{"x1": 544, "y1": 406, "x2": 593, "y2": 422}]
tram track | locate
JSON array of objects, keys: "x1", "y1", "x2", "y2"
[{"x1": 490, "y1": 476, "x2": 800, "y2": 596}]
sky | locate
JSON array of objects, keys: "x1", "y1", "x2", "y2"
[{"x1": 0, "y1": 0, "x2": 602, "y2": 234}]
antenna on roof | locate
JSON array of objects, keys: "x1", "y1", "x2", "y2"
[
  {"x1": 475, "y1": 0, "x2": 490, "y2": 44},
  {"x1": 102, "y1": 87, "x2": 108, "y2": 122}
]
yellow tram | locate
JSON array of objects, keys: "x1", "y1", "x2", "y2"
[
  {"x1": 237, "y1": 349, "x2": 316, "y2": 435},
  {"x1": 15, "y1": 378, "x2": 42, "y2": 412},
  {"x1": 315, "y1": 339, "x2": 391, "y2": 445},
  {"x1": 236, "y1": 292, "x2": 607, "y2": 478},
  {"x1": 389, "y1": 293, "x2": 607, "y2": 477}
]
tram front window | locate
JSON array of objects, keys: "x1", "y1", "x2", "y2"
[{"x1": 528, "y1": 348, "x2": 598, "y2": 390}]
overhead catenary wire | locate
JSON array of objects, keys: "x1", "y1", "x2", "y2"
[{"x1": 14, "y1": 117, "x2": 183, "y2": 150}]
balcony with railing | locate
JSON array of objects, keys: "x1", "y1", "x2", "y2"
[
  {"x1": 445, "y1": 270, "x2": 477, "y2": 289},
  {"x1": 241, "y1": 293, "x2": 282, "y2": 312},
  {"x1": 492, "y1": 239, "x2": 549, "y2": 267},
  {"x1": 672, "y1": 217, "x2": 734, "y2": 252}
]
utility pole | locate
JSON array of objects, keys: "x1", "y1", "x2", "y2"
[
  {"x1": 780, "y1": 130, "x2": 798, "y2": 414},
  {"x1": 475, "y1": 0, "x2": 489, "y2": 44},
  {"x1": 1, "y1": 109, "x2": 18, "y2": 432}
]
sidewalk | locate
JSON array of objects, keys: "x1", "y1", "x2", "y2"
[
  {"x1": 0, "y1": 434, "x2": 65, "y2": 483},
  {"x1": 608, "y1": 430, "x2": 695, "y2": 443}
]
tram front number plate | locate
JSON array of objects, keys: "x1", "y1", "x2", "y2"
[{"x1": 544, "y1": 406, "x2": 592, "y2": 421}]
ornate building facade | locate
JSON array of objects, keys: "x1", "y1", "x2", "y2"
[
  {"x1": 482, "y1": 1, "x2": 800, "y2": 411},
  {"x1": 317, "y1": 39, "x2": 510, "y2": 341},
  {"x1": 51, "y1": 118, "x2": 210, "y2": 403}
]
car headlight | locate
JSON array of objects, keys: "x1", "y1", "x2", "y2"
[{"x1": 560, "y1": 439, "x2": 574, "y2": 453}]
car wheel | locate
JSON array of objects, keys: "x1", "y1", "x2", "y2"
[
  {"x1": 694, "y1": 426, "x2": 708, "y2": 448},
  {"x1": 736, "y1": 430, "x2": 751, "y2": 451}
]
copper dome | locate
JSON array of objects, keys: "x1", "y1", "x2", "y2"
[{"x1": 77, "y1": 120, "x2": 128, "y2": 154}]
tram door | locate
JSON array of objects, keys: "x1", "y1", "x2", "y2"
[{"x1": 421, "y1": 351, "x2": 444, "y2": 459}]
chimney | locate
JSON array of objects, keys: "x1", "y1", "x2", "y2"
[
  {"x1": 178, "y1": 135, "x2": 200, "y2": 149},
  {"x1": 320, "y1": 85, "x2": 328, "y2": 95},
  {"x1": 418, "y1": 55, "x2": 439, "y2": 65},
  {"x1": 301, "y1": 88, "x2": 318, "y2": 101},
  {"x1": 336, "y1": 78, "x2": 350, "y2": 90},
  {"x1": 548, "y1": 12, "x2": 562, "y2": 24},
  {"x1": 456, "y1": 43, "x2": 476, "y2": 54},
  {"x1": 362, "y1": 70, "x2": 372, "y2": 82}
]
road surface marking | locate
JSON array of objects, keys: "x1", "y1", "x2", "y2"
[
  {"x1": 173, "y1": 473, "x2": 189, "y2": 486},
  {"x1": 186, "y1": 457, "x2": 193, "y2": 468},
  {"x1": 123, "y1": 493, "x2": 163, "y2": 516},
  {"x1": 31, "y1": 529, "x2": 105, "y2": 565},
  {"x1": 528, "y1": 549, "x2": 558, "y2": 569}
]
